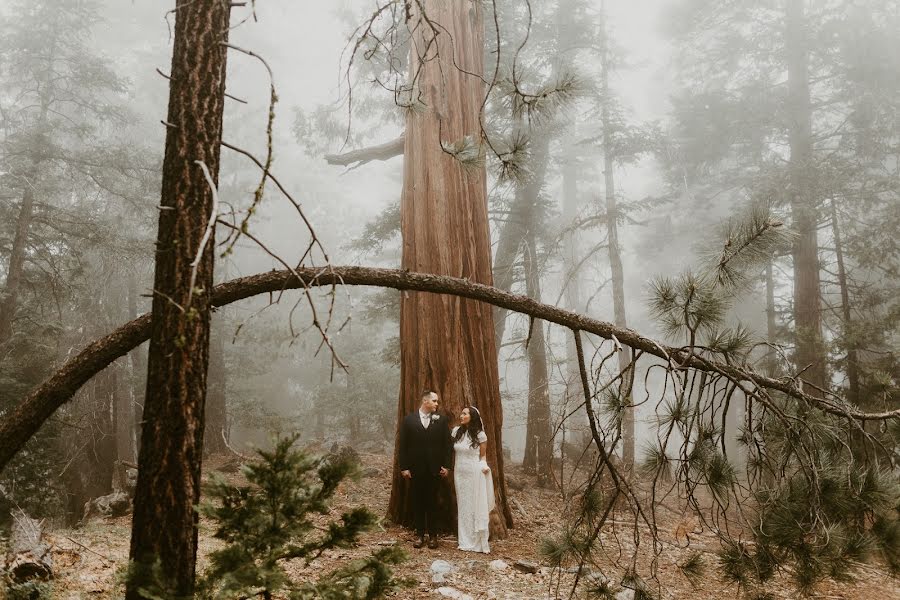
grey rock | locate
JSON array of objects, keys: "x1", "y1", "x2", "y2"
[
  {"x1": 489, "y1": 559, "x2": 508, "y2": 571},
  {"x1": 431, "y1": 559, "x2": 453, "y2": 574},
  {"x1": 513, "y1": 560, "x2": 539, "y2": 574}
]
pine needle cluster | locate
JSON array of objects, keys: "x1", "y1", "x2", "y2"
[
  {"x1": 649, "y1": 201, "x2": 790, "y2": 349},
  {"x1": 704, "y1": 202, "x2": 791, "y2": 289}
]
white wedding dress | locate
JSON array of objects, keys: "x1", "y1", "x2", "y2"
[{"x1": 452, "y1": 427, "x2": 494, "y2": 553}]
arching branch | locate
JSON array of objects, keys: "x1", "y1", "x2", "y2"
[{"x1": 1, "y1": 265, "x2": 895, "y2": 473}]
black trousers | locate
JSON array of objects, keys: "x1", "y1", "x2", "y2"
[{"x1": 411, "y1": 470, "x2": 439, "y2": 537}]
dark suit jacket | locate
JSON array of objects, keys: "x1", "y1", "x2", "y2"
[{"x1": 398, "y1": 411, "x2": 452, "y2": 476}]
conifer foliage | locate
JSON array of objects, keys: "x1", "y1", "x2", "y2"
[{"x1": 195, "y1": 435, "x2": 408, "y2": 600}]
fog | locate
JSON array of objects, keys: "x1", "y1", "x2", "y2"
[{"x1": 2, "y1": 0, "x2": 898, "y2": 488}]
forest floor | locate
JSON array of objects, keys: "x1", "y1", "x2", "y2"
[{"x1": 34, "y1": 450, "x2": 900, "y2": 600}]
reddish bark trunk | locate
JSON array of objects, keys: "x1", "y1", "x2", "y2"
[{"x1": 388, "y1": 0, "x2": 512, "y2": 534}]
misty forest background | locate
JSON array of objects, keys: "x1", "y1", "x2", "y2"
[{"x1": 0, "y1": 0, "x2": 898, "y2": 599}]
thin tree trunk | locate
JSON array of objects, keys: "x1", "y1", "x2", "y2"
[
  {"x1": 518, "y1": 136, "x2": 553, "y2": 481},
  {"x1": 204, "y1": 317, "x2": 228, "y2": 455},
  {"x1": 112, "y1": 358, "x2": 133, "y2": 487},
  {"x1": 388, "y1": 0, "x2": 512, "y2": 534},
  {"x1": 0, "y1": 186, "x2": 35, "y2": 345},
  {"x1": 786, "y1": 0, "x2": 827, "y2": 393},
  {"x1": 92, "y1": 365, "x2": 118, "y2": 497},
  {"x1": 765, "y1": 259, "x2": 778, "y2": 377},
  {"x1": 492, "y1": 210, "x2": 525, "y2": 348},
  {"x1": 127, "y1": 272, "x2": 145, "y2": 455},
  {"x1": 561, "y1": 144, "x2": 591, "y2": 447},
  {"x1": 600, "y1": 2, "x2": 635, "y2": 470},
  {"x1": 830, "y1": 200, "x2": 859, "y2": 405},
  {"x1": 521, "y1": 225, "x2": 552, "y2": 483},
  {"x1": 126, "y1": 1, "x2": 229, "y2": 597},
  {"x1": 1, "y1": 26, "x2": 55, "y2": 346}
]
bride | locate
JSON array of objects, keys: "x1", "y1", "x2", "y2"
[{"x1": 451, "y1": 406, "x2": 495, "y2": 553}]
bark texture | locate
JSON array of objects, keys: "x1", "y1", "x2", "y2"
[
  {"x1": 2, "y1": 265, "x2": 896, "y2": 478},
  {"x1": 786, "y1": 0, "x2": 827, "y2": 393},
  {"x1": 125, "y1": 1, "x2": 229, "y2": 597},
  {"x1": 388, "y1": 0, "x2": 512, "y2": 534}
]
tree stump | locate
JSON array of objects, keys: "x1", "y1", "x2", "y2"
[{"x1": 4, "y1": 509, "x2": 52, "y2": 586}]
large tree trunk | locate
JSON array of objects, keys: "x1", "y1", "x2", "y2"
[
  {"x1": 786, "y1": 0, "x2": 827, "y2": 393},
  {"x1": 0, "y1": 186, "x2": 35, "y2": 345},
  {"x1": 388, "y1": 0, "x2": 512, "y2": 534},
  {"x1": 126, "y1": 1, "x2": 229, "y2": 597},
  {"x1": 599, "y1": 2, "x2": 635, "y2": 471}
]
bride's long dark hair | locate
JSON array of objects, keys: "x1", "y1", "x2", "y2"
[{"x1": 453, "y1": 406, "x2": 485, "y2": 449}]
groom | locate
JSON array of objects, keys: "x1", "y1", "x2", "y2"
[{"x1": 398, "y1": 389, "x2": 452, "y2": 549}]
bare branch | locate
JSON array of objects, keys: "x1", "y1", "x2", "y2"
[{"x1": 324, "y1": 135, "x2": 405, "y2": 167}]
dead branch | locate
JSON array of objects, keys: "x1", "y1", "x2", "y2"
[{"x1": 324, "y1": 135, "x2": 405, "y2": 167}]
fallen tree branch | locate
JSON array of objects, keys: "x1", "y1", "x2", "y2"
[
  {"x1": 324, "y1": 135, "x2": 405, "y2": 167},
  {"x1": 1, "y1": 266, "x2": 895, "y2": 474},
  {"x1": 4, "y1": 509, "x2": 52, "y2": 585}
]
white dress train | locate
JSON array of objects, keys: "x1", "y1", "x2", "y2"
[{"x1": 452, "y1": 427, "x2": 494, "y2": 553}]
